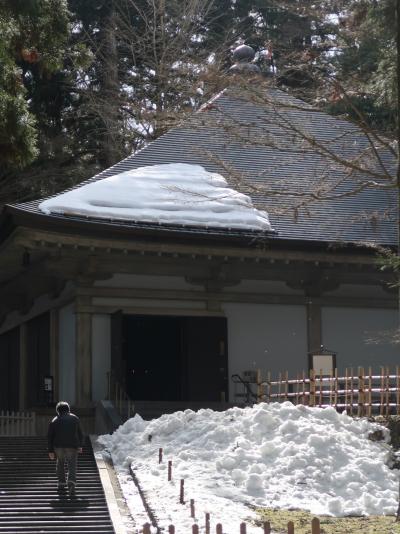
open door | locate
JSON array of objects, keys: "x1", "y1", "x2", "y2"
[{"x1": 183, "y1": 317, "x2": 228, "y2": 402}]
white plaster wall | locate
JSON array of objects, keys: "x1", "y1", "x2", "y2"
[
  {"x1": 58, "y1": 303, "x2": 76, "y2": 404},
  {"x1": 321, "y1": 307, "x2": 399, "y2": 372},
  {"x1": 223, "y1": 303, "x2": 308, "y2": 400},
  {"x1": 324, "y1": 284, "x2": 391, "y2": 299},
  {"x1": 92, "y1": 314, "x2": 111, "y2": 401}
]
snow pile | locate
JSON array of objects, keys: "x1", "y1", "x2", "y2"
[
  {"x1": 39, "y1": 163, "x2": 272, "y2": 231},
  {"x1": 98, "y1": 403, "x2": 399, "y2": 532}
]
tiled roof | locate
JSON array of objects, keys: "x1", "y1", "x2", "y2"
[{"x1": 9, "y1": 88, "x2": 398, "y2": 247}]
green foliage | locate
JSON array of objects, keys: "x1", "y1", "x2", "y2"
[{"x1": 0, "y1": 0, "x2": 70, "y2": 170}]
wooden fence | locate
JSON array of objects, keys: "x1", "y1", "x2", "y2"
[
  {"x1": 253, "y1": 366, "x2": 400, "y2": 416},
  {"x1": 140, "y1": 517, "x2": 322, "y2": 534},
  {"x1": 0, "y1": 410, "x2": 36, "y2": 436}
]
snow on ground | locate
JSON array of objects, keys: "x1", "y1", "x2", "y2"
[
  {"x1": 98, "y1": 402, "x2": 399, "y2": 533},
  {"x1": 39, "y1": 163, "x2": 272, "y2": 231}
]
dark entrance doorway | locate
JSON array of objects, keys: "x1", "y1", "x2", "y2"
[
  {"x1": 111, "y1": 314, "x2": 228, "y2": 402},
  {"x1": 0, "y1": 327, "x2": 20, "y2": 410}
]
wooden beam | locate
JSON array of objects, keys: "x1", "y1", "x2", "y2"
[{"x1": 15, "y1": 228, "x2": 382, "y2": 265}]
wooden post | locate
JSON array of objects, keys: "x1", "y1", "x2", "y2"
[
  {"x1": 284, "y1": 371, "x2": 289, "y2": 402},
  {"x1": 350, "y1": 367, "x2": 354, "y2": 416},
  {"x1": 240, "y1": 522, "x2": 246, "y2": 534},
  {"x1": 318, "y1": 368, "x2": 323, "y2": 407},
  {"x1": 368, "y1": 366, "x2": 372, "y2": 417},
  {"x1": 278, "y1": 372, "x2": 282, "y2": 402},
  {"x1": 344, "y1": 367, "x2": 348, "y2": 413},
  {"x1": 168, "y1": 460, "x2": 172, "y2": 481},
  {"x1": 311, "y1": 517, "x2": 320, "y2": 534},
  {"x1": 159, "y1": 448, "x2": 163, "y2": 464},
  {"x1": 380, "y1": 367, "x2": 384, "y2": 416},
  {"x1": 180, "y1": 479, "x2": 185, "y2": 504},
  {"x1": 192, "y1": 525, "x2": 199, "y2": 534},
  {"x1": 358, "y1": 367, "x2": 364, "y2": 417},
  {"x1": 309, "y1": 369, "x2": 316, "y2": 407},
  {"x1": 263, "y1": 522, "x2": 271, "y2": 534},
  {"x1": 205, "y1": 512, "x2": 210, "y2": 534},
  {"x1": 168, "y1": 525, "x2": 175, "y2": 534},
  {"x1": 386, "y1": 367, "x2": 390, "y2": 416},
  {"x1": 190, "y1": 499, "x2": 195, "y2": 518},
  {"x1": 216, "y1": 524, "x2": 223, "y2": 534},
  {"x1": 257, "y1": 369, "x2": 263, "y2": 402},
  {"x1": 334, "y1": 368, "x2": 338, "y2": 410},
  {"x1": 75, "y1": 311, "x2": 92, "y2": 407},
  {"x1": 302, "y1": 370, "x2": 306, "y2": 406},
  {"x1": 143, "y1": 523, "x2": 151, "y2": 534},
  {"x1": 397, "y1": 366, "x2": 400, "y2": 416},
  {"x1": 287, "y1": 521, "x2": 294, "y2": 534}
]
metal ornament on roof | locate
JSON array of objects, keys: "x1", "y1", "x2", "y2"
[
  {"x1": 229, "y1": 44, "x2": 261, "y2": 75},
  {"x1": 232, "y1": 44, "x2": 256, "y2": 62}
]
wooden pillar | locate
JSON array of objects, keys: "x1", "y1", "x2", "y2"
[
  {"x1": 306, "y1": 297, "x2": 322, "y2": 354},
  {"x1": 75, "y1": 311, "x2": 92, "y2": 407},
  {"x1": 50, "y1": 309, "x2": 59, "y2": 402},
  {"x1": 19, "y1": 324, "x2": 27, "y2": 410}
]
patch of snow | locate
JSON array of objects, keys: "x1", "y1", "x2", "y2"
[
  {"x1": 39, "y1": 163, "x2": 272, "y2": 232},
  {"x1": 98, "y1": 403, "x2": 399, "y2": 533}
]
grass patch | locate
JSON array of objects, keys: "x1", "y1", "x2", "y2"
[{"x1": 255, "y1": 508, "x2": 400, "y2": 533}]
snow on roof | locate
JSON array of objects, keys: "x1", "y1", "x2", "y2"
[
  {"x1": 97, "y1": 402, "x2": 398, "y2": 534},
  {"x1": 39, "y1": 163, "x2": 272, "y2": 232}
]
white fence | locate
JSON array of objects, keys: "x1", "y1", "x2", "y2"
[{"x1": 0, "y1": 410, "x2": 36, "y2": 436}]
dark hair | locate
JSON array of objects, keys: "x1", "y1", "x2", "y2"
[{"x1": 56, "y1": 401, "x2": 70, "y2": 415}]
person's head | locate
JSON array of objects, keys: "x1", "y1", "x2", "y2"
[{"x1": 56, "y1": 401, "x2": 70, "y2": 415}]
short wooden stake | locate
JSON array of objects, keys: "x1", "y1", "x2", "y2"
[
  {"x1": 192, "y1": 525, "x2": 199, "y2": 534},
  {"x1": 240, "y1": 522, "x2": 247, "y2": 534},
  {"x1": 168, "y1": 460, "x2": 172, "y2": 481},
  {"x1": 190, "y1": 499, "x2": 195, "y2": 518},
  {"x1": 311, "y1": 517, "x2": 320, "y2": 534},
  {"x1": 143, "y1": 523, "x2": 151, "y2": 534},
  {"x1": 168, "y1": 525, "x2": 175, "y2": 534},
  {"x1": 287, "y1": 520, "x2": 294, "y2": 534},
  {"x1": 263, "y1": 521, "x2": 271, "y2": 534},
  {"x1": 159, "y1": 448, "x2": 163, "y2": 463},
  {"x1": 180, "y1": 478, "x2": 185, "y2": 504},
  {"x1": 216, "y1": 523, "x2": 223, "y2": 534},
  {"x1": 205, "y1": 512, "x2": 210, "y2": 534}
]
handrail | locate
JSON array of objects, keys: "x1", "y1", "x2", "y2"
[
  {"x1": 107, "y1": 371, "x2": 135, "y2": 421},
  {"x1": 231, "y1": 374, "x2": 258, "y2": 404}
]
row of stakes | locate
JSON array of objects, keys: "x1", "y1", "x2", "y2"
[{"x1": 150, "y1": 448, "x2": 322, "y2": 534}]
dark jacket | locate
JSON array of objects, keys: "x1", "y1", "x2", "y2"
[{"x1": 48, "y1": 413, "x2": 84, "y2": 452}]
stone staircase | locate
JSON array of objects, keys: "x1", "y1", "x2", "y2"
[{"x1": 0, "y1": 436, "x2": 115, "y2": 533}]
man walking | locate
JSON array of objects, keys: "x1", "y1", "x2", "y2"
[{"x1": 48, "y1": 401, "x2": 84, "y2": 495}]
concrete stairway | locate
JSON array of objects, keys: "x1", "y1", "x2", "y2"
[{"x1": 0, "y1": 437, "x2": 115, "y2": 533}]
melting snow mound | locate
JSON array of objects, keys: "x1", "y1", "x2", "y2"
[
  {"x1": 98, "y1": 403, "x2": 399, "y2": 532},
  {"x1": 39, "y1": 163, "x2": 272, "y2": 231}
]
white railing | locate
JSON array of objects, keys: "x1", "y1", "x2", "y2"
[{"x1": 0, "y1": 410, "x2": 36, "y2": 436}]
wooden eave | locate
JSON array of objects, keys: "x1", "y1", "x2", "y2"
[{"x1": 0, "y1": 204, "x2": 389, "y2": 266}]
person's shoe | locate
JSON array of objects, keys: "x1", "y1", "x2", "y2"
[
  {"x1": 67, "y1": 481, "x2": 76, "y2": 496},
  {"x1": 57, "y1": 482, "x2": 67, "y2": 491}
]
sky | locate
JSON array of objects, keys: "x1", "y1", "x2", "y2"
[{"x1": 97, "y1": 402, "x2": 399, "y2": 534}]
